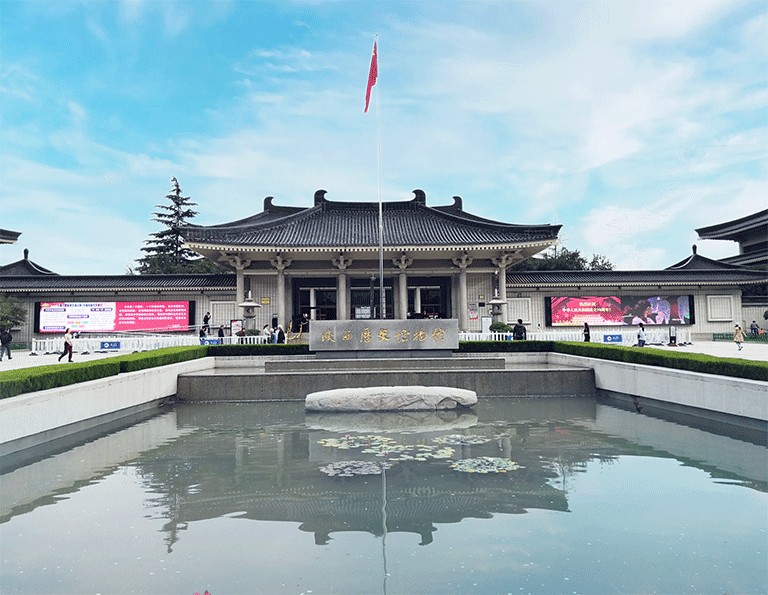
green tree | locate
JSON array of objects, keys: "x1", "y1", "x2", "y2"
[
  {"x1": 512, "y1": 246, "x2": 614, "y2": 271},
  {"x1": 588, "y1": 253, "x2": 615, "y2": 271},
  {"x1": 0, "y1": 294, "x2": 27, "y2": 329},
  {"x1": 135, "y1": 178, "x2": 227, "y2": 274}
]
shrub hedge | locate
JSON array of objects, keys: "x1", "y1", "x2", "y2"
[
  {"x1": 459, "y1": 340, "x2": 767, "y2": 382},
  {"x1": 111, "y1": 346, "x2": 208, "y2": 373},
  {"x1": 1, "y1": 340, "x2": 764, "y2": 400},
  {"x1": 207, "y1": 343, "x2": 310, "y2": 357},
  {"x1": 0, "y1": 359, "x2": 121, "y2": 399},
  {"x1": 0, "y1": 346, "x2": 206, "y2": 399}
]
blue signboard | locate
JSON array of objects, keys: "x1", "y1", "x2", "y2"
[
  {"x1": 201, "y1": 338, "x2": 222, "y2": 345},
  {"x1": 100, "y1": 341, "x2": 121, "y2": 350},
  {"x1": 603, "y1": 334, "x2": 623, "y2": 344}
]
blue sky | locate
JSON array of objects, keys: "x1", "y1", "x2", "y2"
[{"x1": 1, "y1": 0, "x2": 766, "y2": 275}]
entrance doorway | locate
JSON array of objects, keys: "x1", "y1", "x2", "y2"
[
  {"x1": 350, "y1": 277, "x2": 393, "y2": 319},
  {"x1": 407, "y1": 277, "x2": 452, "y2": 318},
  {"x1": 292, "y1": 279, "x2": 337, "y2": 325}
]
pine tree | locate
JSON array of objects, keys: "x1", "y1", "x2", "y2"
[{"x1": 135, "y1": 178, "x2": 225, "y2": 274}]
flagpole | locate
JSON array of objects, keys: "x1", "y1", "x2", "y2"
[{"x1": 374, "y1": 37, "x2": 385, "y2": 320}]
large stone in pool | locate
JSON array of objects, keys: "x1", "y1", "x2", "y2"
[{"x1": 305, "y1": 386, "x2": 478, "y2": 412}]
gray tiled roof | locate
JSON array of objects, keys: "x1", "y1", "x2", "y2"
[
  {"x1": 696, "y1": 209, "x2": 768, "y2": 240},
  {"x1": 0, "y1": 259, "x2": 58, "y2": 276},
  {"x1": 0, "y1": 228, "x2": 21, "y2": 244},
  {"x1": 665, "y1": 251, "x2": 746, "y2": 271},
  {"x1": 0, "y1": 274, "x2": 236, "y2": 293},
  {"x1": 181, "y1": 190, "x2": 561, "y2": 248},
  {"x1": 506, "y1": 268, "x2": 768, "y2": 287}
]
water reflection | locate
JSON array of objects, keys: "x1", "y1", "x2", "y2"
[
  {"x1": 84, "y1": 396, "x2": 760, "y2": 553},
  {"x1": 2, "y1": 397, "x2": 766, "y2": 595}
]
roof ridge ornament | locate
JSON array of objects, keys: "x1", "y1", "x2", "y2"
[
  {"x1": 411, "y1": 189, "x2": 426, "y2": 205},
  {"x1": 314, "y1": 189, "x2": 327, "y2": 206},
  {"x1": 263, "y1": 196, "x2": 275, "y2": 210},
  {"x1": 452, "y1": 196, "x2": 463, "y2": 210}
]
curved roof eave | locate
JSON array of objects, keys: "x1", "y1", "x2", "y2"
[
  {"x1": 186, "y1": 239, "x2": 557, "y2": 254},
  {"x1": 181, "y1": 192, "x2": 562, "y2": 247}
]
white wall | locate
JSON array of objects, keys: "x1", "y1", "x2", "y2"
[{"x1": 0, "y1": 358, "x2": 214, "y2": 455}]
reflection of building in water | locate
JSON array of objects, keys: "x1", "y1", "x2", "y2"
[
  {"x1": 130, "y1": 400, "x2": 629, "y2": 550},
  {"x1": 4, "y1": 397, "x2": 765, "y2": 554},
  {"x1": 137, "y1": 427, "x2": 573, "y2": 550}
]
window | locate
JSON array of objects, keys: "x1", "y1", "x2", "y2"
[{"x1": 706, "y1": 295, "x2": 733, "y2": 322}]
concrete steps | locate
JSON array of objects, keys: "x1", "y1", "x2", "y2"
[{"x1": 177, "y1": 357, "x2": 595, "y2": 401}]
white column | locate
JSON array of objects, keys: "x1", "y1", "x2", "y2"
[
  {"x1": 224, "y1": 254, "x2": 252, "y2": 318},
  {"x1": 236, "y1": 267, "x2": 245, "y2": 306},
  {"x1": 492, "y1": 252, "x2": 515, "y2": 323},
  {"x1": 332, "y1": 253, "x2": 353, "y2": 321},
  {"x1": 270, "y1": 253, "x2": 292, "y2": 328},
  {"x1": 392, "y1": 253, "x2": 413, "y2": 320},
  {"x1": 309, "y1": 288, "x2": 317, "y2": 320},
  {"x1": 452, "y1": 252, "x2": 473, "y2": 332},
  {"x1": 337, "y1": 273, "x2": 348, "y2": 320}
]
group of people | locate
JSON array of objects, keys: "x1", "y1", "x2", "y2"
[
  {"x1": 199, "y1": 312, "x2": 226, "y2": 341},
  {"x1": 262, "y1": 324, "x2": 286, "y2": 344},
  {"x1": 197, "y1": 311, "x2": 290, "y2": 344}
]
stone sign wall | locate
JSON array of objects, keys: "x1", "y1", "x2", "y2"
[{"x1": 309, "y1": 319, "x2": 459, "y2": 352}]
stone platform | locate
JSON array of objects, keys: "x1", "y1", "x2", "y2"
[
  {"x1": 305, "y1": 385, "x2": 478, "y2": 411},
  {"x1": 176, "y1": 355, "x2": 595, "y2": 401}
]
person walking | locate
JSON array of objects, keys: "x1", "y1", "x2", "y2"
[
  {"x1": 512, "y1": 319, "x2": 527, "y2": 341},
  {"x1": 582, "y1": 322, "x2": 590, "y2": 342},
  {"x1": 733, "y1": 324, "x2": 745, "y2": 351},
  {"x1": 0, "y1": 328, "x2": 12, "y2": 361},
  {"x1": 276, "y1": 325, "x2": 286, "y2": 344},
  {"x1": 637, "y1": 323, "x2": 646, "y2": 347},
  {"x1": 202, "y1": 311, "x2": 211, "y2": 333},
  {"x1": 58, "y1": 328, "x2": 74, "y2": 362},
  {"x1": 749, "y1": 320, "x2": 759, "y2": 337},
  {"x1": 217, "y1": 325, "x2": 225, "y2": 338}
]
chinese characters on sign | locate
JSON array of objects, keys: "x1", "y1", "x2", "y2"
[{"x1": 310, "y1": 319, "x2": 459, "y2": 351}]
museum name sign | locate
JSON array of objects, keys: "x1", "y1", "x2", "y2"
[{"x1": 309, "y1": 319, "x2": 459, "y2": 352}]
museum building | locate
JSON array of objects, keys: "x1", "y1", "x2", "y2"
[{"x1": 1, "y1": 191, "x2": 766, "y2": 343}]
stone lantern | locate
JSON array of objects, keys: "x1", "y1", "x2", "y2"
[
  {"x1": 238, "y1": 291, "x2": 260, "y2": 330},
  {"x1": 487, "y1": 289, "x2": 507, "y2": 325}
]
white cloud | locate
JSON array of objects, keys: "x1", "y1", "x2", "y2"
[
  {"x1": 0, "y1": 62, "x2": 41, "y2": 102},
  {"x1": 606, "y1": 0, "x2": 735, "y2": 41}
]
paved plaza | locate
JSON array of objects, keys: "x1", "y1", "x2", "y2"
[{"x1": 0, "y1": 339, "x2": 765, "y2": 372}]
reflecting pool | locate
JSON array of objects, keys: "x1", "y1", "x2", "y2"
[{"x1": 1, "y1": 397, "x2": 766, "y2": 595}]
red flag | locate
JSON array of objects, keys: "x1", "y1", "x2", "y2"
[{"x1": 364, "y1": 40, "x2": 378, "y2": 113}]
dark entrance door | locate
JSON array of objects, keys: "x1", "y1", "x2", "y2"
[
  {"x1": 407, "y1": 276, "x2": 452, "y2": 318},
  {"x1": 350, "y1": 277, "x2": 393, "y2": 319},
  {"x1": 292, "y1": 278, "x2": 337, "y2": 328}
]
